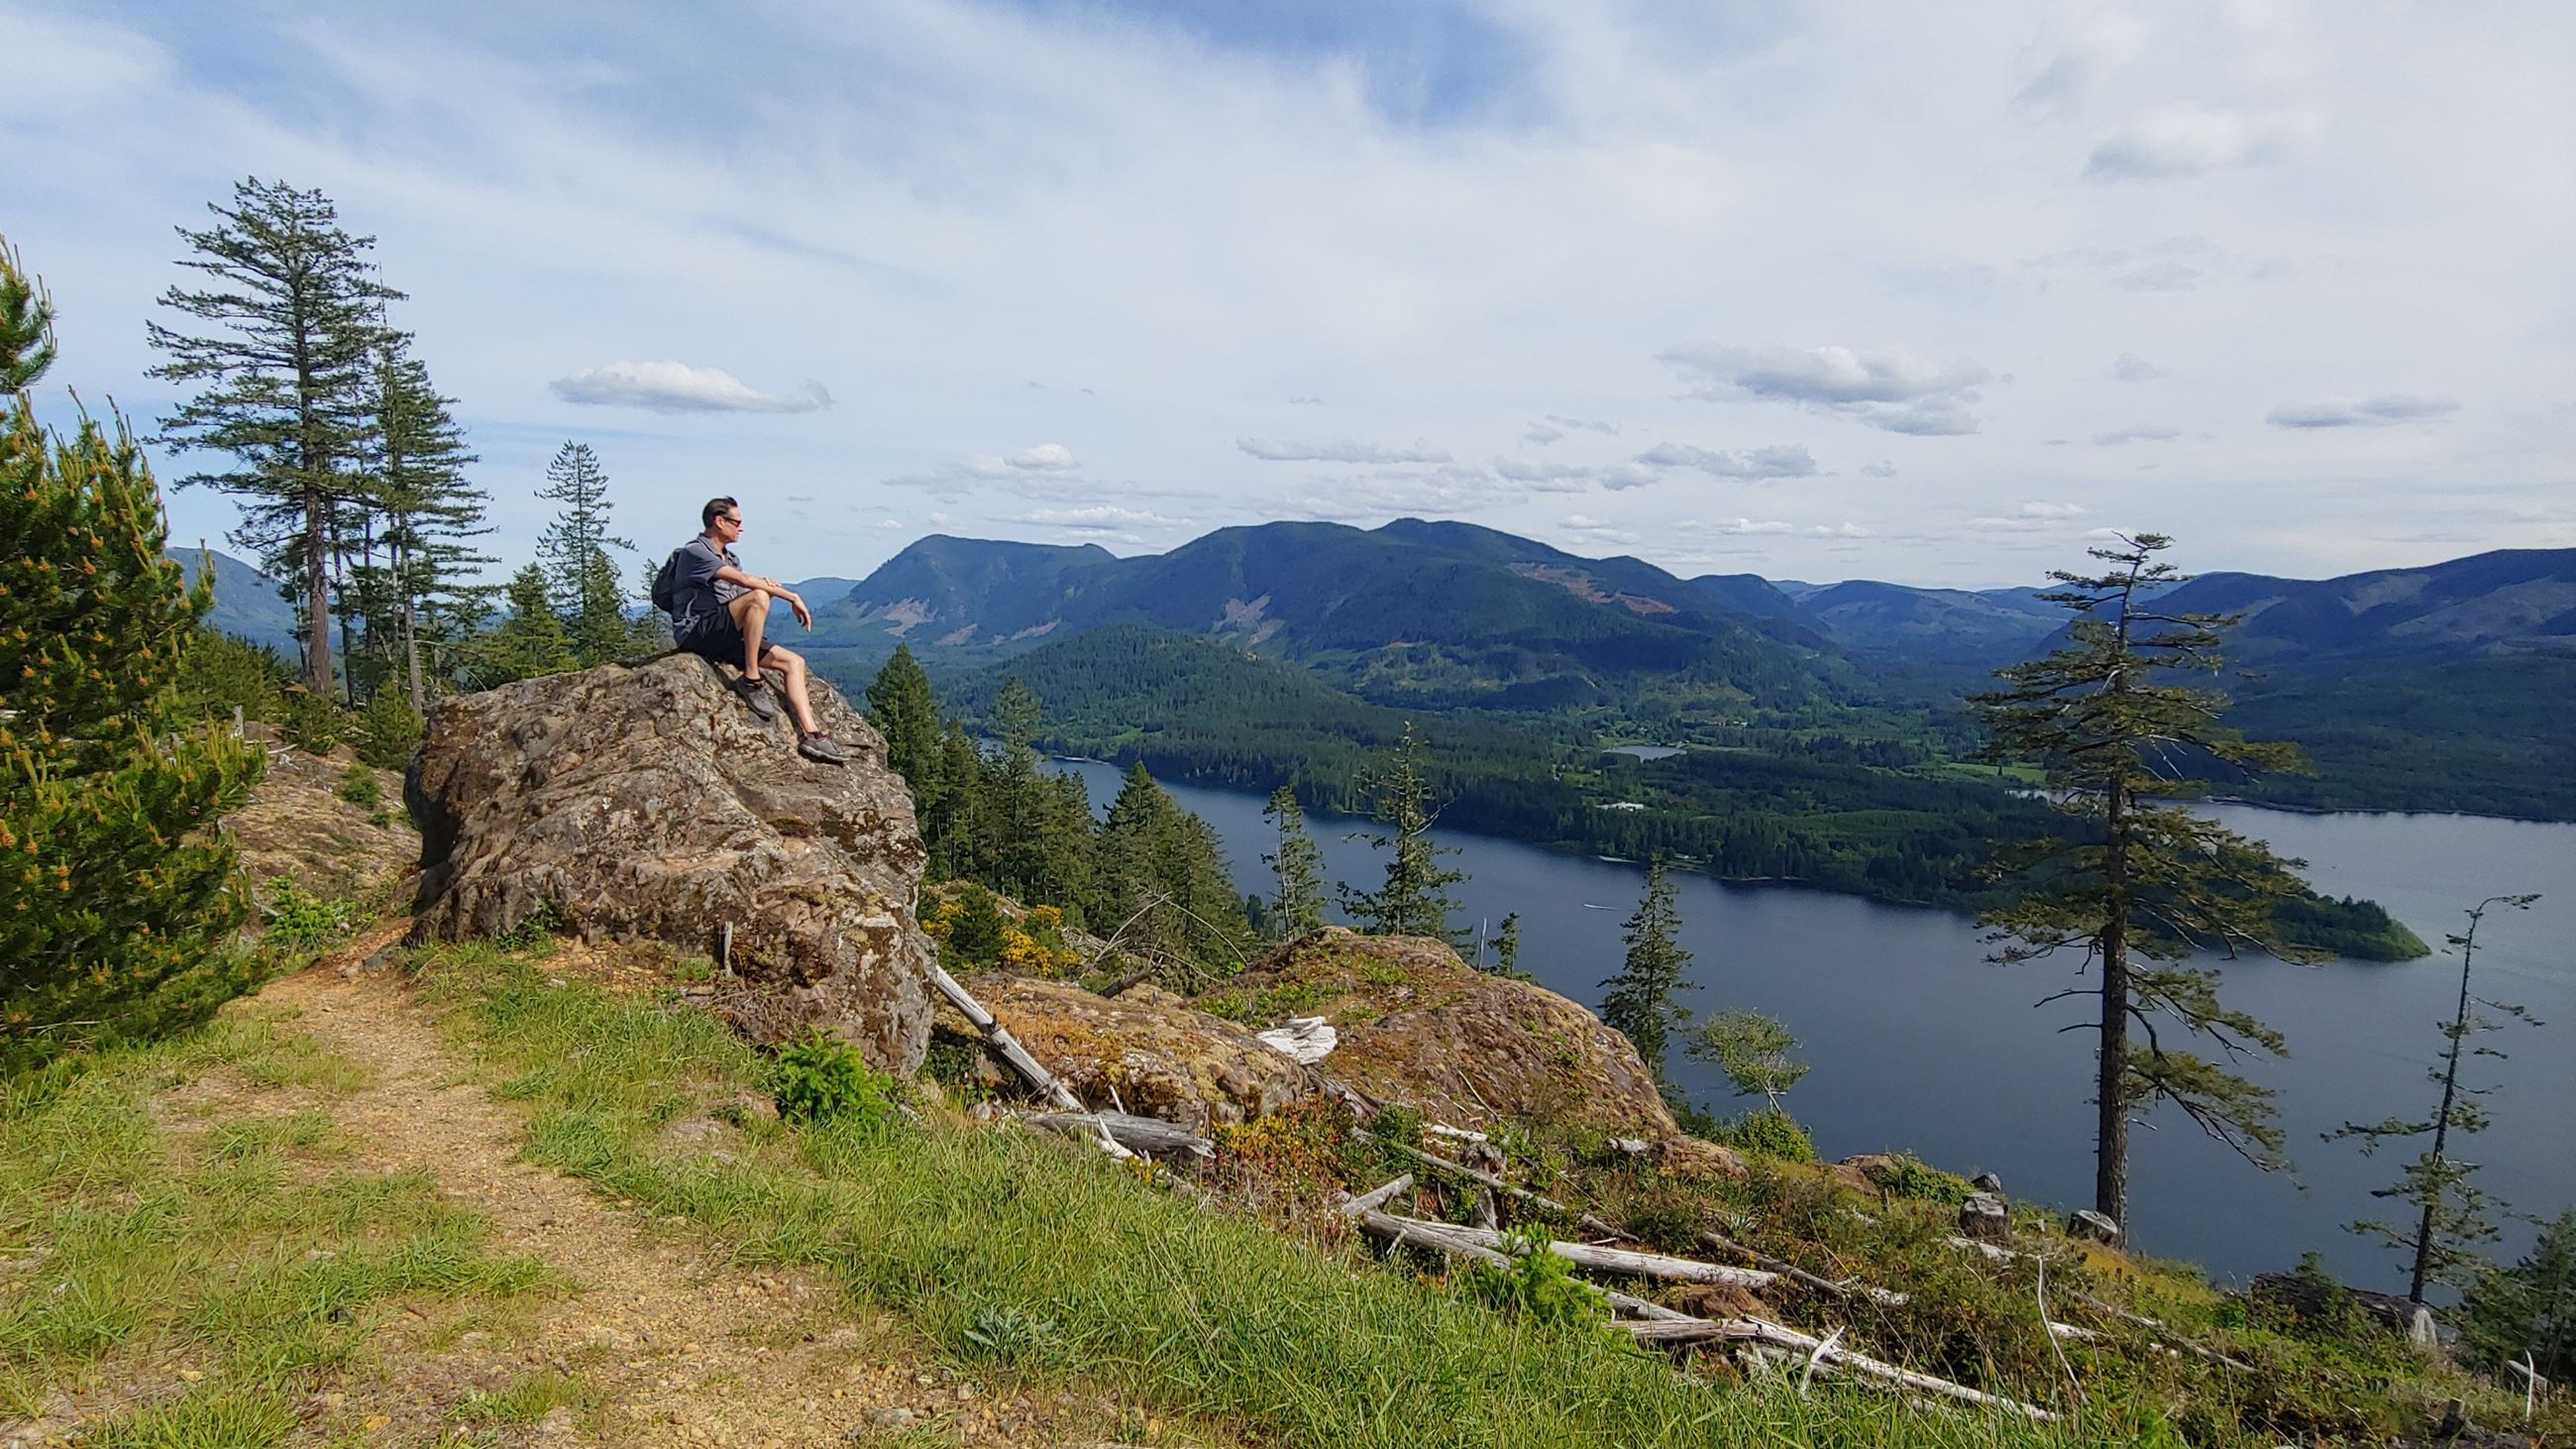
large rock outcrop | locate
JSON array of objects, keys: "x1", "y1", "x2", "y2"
[
  {"x1": 1198, "y1": 929, "x2": 1681, "y2": 1137},
  {"x1": 408, "y1": 653, "x2": 935, "y2": 1072}
]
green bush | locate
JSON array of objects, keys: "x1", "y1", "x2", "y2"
[
  {"x1": 1717, "y1": 1106, "x2": 1815, "y2": 1163},
  {"x1": 1465, "y1": 1224, "x2": 1611, "y2": 1331},
  {"x1": 771, "y1": 1028, "x2": 896, "y2": 1127},
  {"x1": 354, "y1": 688, "x2": 422, "y2": 769},
  {"x1": 262, "y1": 882, "x2": 359, "y2": 952},
  {"x1": 337, "y1": 762, "x2": 382, "y2": 810},
  {"x1": 1864, "y1": 1151, "x2": 1974, "y2": 1204},
  {"x1": 277, "y1": 690, "x2": 346, "y2": 755},
  {"x1": 174, "y1": 625, "x2": 291, "y2": 724}
]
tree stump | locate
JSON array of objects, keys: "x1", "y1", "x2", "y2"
[
  {"x1": 2068, "y1": 1209, "x2": 2123, "y2": 1248},
  {"x1": 1958, "y1": 1192, "x2": 2011, "y2": 1244}
]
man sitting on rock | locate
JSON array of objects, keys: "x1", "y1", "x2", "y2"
[{"x1": 666, "y1": 496, "x2": 851, "y2": 764}]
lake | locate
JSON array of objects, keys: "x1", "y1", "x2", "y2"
[{"x1": 1048, "y1": 759, "x2": 2575, "y2": 1290}]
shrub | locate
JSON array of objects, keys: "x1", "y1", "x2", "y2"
[
  {"x1": 959, "y1": 1302, "x2": 1068, "y2": 1368},
  {"x1": 1865, "y1": 1151, "x2": 1973, "y2": 1204},
  {"x1": 771, "y1": 1028, "x2": 896, "y2": 1127},
  {"x1": 354, "y1": 688, "x2": 423, "y2": 769},
  {"x1": 1718, "y1": 1107, "x2": 1815, "y2": 1164},
  {"x1": 277, "y1": 689, "x2": 346, "y2": 754},
  {"x1": 174, "y1": 624, "x2": 291, "y2": 724},
  {"x1": 1465, "y1": 1224, "x2": 1611, "y2": 1331},
  {"x1": 263, "y1": 882, "x2": 359, "y2": 952},
  {"x1": 337, "y1": 762, "x2": 382, "y2": 810}
]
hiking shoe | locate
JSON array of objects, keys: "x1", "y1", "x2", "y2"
[
  {"x1": 731, "y1": 675, "x2": 781, "y2": 721},
  {"x1": 798, "y1": 732, "x2": 852, "y2": 765}
]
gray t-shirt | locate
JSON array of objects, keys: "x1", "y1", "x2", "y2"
[{"x1": 672, "y1": 536, "x2": 746, "y2": 623}]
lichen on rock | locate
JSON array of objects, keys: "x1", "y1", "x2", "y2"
[{"x1": 407, "y1": 653, "x2": 935, "y2": 1073}]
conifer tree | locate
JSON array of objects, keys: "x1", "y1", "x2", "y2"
[
  {"x1": 925, "y1": 721, "x2": 984, "y2": 880},
  {"x1": 1689, "y1": 1010, "x2": 1808, "y2": 1110},
  {"x1": 148, "y1": 179, "x2": 399, "y2": 696},
  {"x1": 1491, "y1": 911, "x2": 1523, "y2": 978},
  {"x1": 473, "y1": 565, "x2": 577, "y2": 683},
  {"x1": 1262, "y1": 783, "x2": 1326, "y2": 937},
  {"x1": 2, "y1": 241, "x2": 265, "y2": 1069},
  {"x1": 2459, "y1": 1209, "x2": 2576, "y2": 1386},
  {"x1": 534, "y1": 441, "x2": 634, "y2": 666},
  {"x1": 1342, "y1": 723, "x2": 1465, "y2": 943},
  {"x1": 1097, "y1": 762, "x2": 1248, "y2": 982},
  {"x1": 0, "y1": 236, "x2": 54, "y2": 390},
  {"x1": 2329, "y1": 893, "x2": 2544, "y2": 1302},
  {"x1": 1972, "y1": 532, "x2": 2317, "y2": 1228},
  {"x1": 1601, "y1": 857, "x2": 1693, "y2": 1078},
  {"x1": 355, "y1": 335, "x2": 489, "y2": 715},
  {"x1": 867, "y1": 645, "x2": 941, "y2": 809}
]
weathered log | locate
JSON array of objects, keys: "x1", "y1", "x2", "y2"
[
  {"x1": 1350, "y1": 1129, "x2": 1623, "y2": 1239},
  {"x1": 1359, "y1": 1212, "x2": 2055, "y2": 1421},
  {"x1": 2069, "y1": 1292, "x2": 2253, "y2": 1371},
  {"x1": 1696, "y1": 1230, "x2": 1909, "y2": 1308},
  {"x1": 1338, "y1": 1173, "x2": 1416, "y2": 1216},
  {"x1": 1026, "y1": 1110, "x2": 1213, "y2": 1160},
  {"x1": 927, "y1": 960, "x2": 1129, "y2": 1159},
  {"x1": 1366, "y1": 1212, "x2": 1775, "y2": 1290}
]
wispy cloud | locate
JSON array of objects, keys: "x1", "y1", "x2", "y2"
[
  {"x1": 1660, "y1": 343, "x2": 1990, "y2": 435},
  {"x1": 2093, "y1": 424, "x2": 2182, "y2": 446},
  {"x1": 2266, "y1": 395, "x2": 2460, "y2": 428},
  {"x1": 2086, "y1": 105, "x2": 2323, "y2": 181},
  {"x1": 1634, "y1": 441, "x2": 1819, "y2": 480},
  {"x1": 550, "y1": 360, "x2": 830, "y2": 413},
  {"x1": 1237, "y1": 437, "x2": 1451, "y2": 464},
  {"x1": 2110, "y1": 354, "x2": 2169, "y2": 383}
]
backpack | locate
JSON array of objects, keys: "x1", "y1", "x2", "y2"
[{"x1": 650, "y1": 544, "x2": 685, "y2": 615}]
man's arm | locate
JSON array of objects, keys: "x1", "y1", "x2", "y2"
[{"x1": 713, "y1": 564, "x2": 810, "y2": 626}]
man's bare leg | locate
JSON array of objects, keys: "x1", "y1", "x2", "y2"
[
  {"x1": 727, "y1": 589, "x2": 772, "y2": 679},
  {"x1": 769, "y1": 646, "x2": 822, "y2": 735}
]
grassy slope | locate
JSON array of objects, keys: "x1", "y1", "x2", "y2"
[{"x1": 415, "y1": 946, "x2": 2094, "y2": 1449}]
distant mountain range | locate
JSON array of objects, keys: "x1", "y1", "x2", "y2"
[{"x1": 176, "y1": 526, "x2": 2576, "y2": 819}]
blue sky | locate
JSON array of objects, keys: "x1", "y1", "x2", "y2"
[{"x1": 5, "y1": 0, "x2": 2570, "y2": 587}]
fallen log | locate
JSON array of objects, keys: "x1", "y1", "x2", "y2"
[
  {"x1": 1370, "y1": 1215, "x2": 1776, "y2": 1290},
  {"x1": 1351, "y1": 1129, "x2": 1623, "y2": 1239},
  {"x1": 926, "y1": 960, "x2": 1128, "y2": 1160},
  {"x1": 1356, "y1": 1212, "x2": 2055, "y2": 1422},
  {"x1": 1026, "y1": 1110, "x2": 1213, "y2": 1160},
  {"x1": 1697, "y1": 1230, "x2": 1909, "y2": 1308},
  {"x1": 1337, "y1": 1173, "x2": 1416, "y2": 1216}
]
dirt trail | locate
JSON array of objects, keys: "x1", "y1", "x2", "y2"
[{"x1": 250, "y1": 950, "x2": 1141, "y2": 1447}]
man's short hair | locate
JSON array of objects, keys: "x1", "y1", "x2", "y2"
[{"x1": 703, "y1": 496, "x2": 739, "y2": 528}]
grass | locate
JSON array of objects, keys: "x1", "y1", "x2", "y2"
[
  {"x1": 410, "y1": 943, "x2": 2142, "y2": 1449},
  {"x1": 0, "y1": 1007, "x2": 553, "y2": 1442}
]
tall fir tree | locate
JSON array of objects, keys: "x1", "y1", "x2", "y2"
[
  {"x1": 1262, "y1": 782, "x2": 1326, "y2": 937},
  {"x1": 1972, "y1": 532, "x2": 2317, "y2": 1228},
  {"x1": 2, "y1": 240, "x2": 266, "y2": 1069},
  {"x1": 354, "y1": 333, "x2": 489, "y2": 715},
  {"x1": 1097, "y1": 761, "x2": 1246, "y2": 984},
  {"x1": 147, "y1": 178, "x2": 399, "y2": 696},
  {"x1": 473, "y1": 565, "x2": 578, "y2": 683},
  {"x1": 1341, "y1": 723, "x2": 1465, "y2": 943},
  {"x1": 534, "y1": 441, "x2": 634, "y2": 666},
  {"x1": 1600, "y1": 856, "x2": 1693, "y2": 1078},
  {"x1": 866, "y1": 645, "x2": 941, "y2": 811},
  {"x1": 2328, "y1": 893, "x2": 2543, "y2": 1302},
  {"x1": 1490, "y1": 911, "x2": 1523, "y2": 978}
]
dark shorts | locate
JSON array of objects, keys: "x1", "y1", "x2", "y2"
[{"x1": 675, "y1": 609, "x2": 770, "y2": 667}]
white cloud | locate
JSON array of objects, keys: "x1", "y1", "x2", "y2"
[
  {"x1": 2093, "y1": 425, "x2": 2182, "y2": 445},
  {"x1": 1492, "y1": 457, "x2": 1658, "y2": 490},
  {"x1": 1237, "y1": 437, "x2": 1451, "y2": 464},
  {"x1": 996, "y1": 443, "x2": 1078, "y2": 471},
  {"x1": 2265, "y1": 395, "x2": 2461, "y2": 428},
  {"x1": 1521, "y1": 422, "x2": 1565, "y2": 445},
  {"x1": 2086, "y1": 106, "x2": 2324, "y2": 181},
  {"x1": 1003, "y1": 504, "x2": 1184, "y2": 532},
  {"x1": 549, "y1": 360, "x2": 830, "y2": 413},
  {"x1": 1634, "y1": 441, "x2": 1819, "y2": 480},
  {"x1": 1967, "y1": 502, "x2": 2091, "y2": 533},
  {"x1": 2018, "y1": 502, "x2": 2088, "y2": 519},
  {"x1": 2110, "y1": 354, "x2": 2169, "y2": 383},
  {"x1": 1545, "y1": 415, "x2": 1618, "y2": 435},
  {"x1": 1661, "y1": 344, "x2": 1991, "y2": 435},
  {"x1": 1860, "y1": 460, "x2": 1898, "y2": 478}
]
